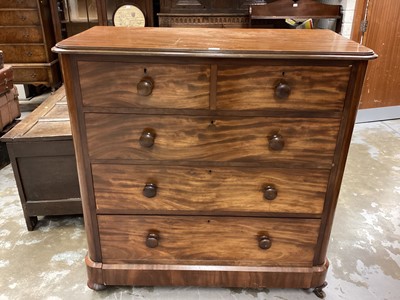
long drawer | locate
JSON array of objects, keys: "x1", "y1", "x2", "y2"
[
  {"x1": 85, "y1": 114, "x2": 340, "y2": 167},
  {"x1": 0, "y1": 45, "x2": 47, "y2": 63},
  {"x1": 0, "y1": 27, "x2": 43, "y2": 43},
  {"x1": 0, "y1": 10, "x2": 40, "y2": 26},
  {"x1": 217, "y1": 65, "x2": 350, "y2": 112},
  {"x1": 98, "y1": 215, "x2": 321, "y2": 266},
  {"x1": 93, "y1": 164, "x2": 329, "y2": 215},
  {"x1": 78, "y1": 61, "x2": 210, "y2": 109}
]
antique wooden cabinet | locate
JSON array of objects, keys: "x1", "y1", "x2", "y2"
[
  {"x1": 0, "y1": 0, "x2": 60, "y2": 88},
  {"x1": 53, "y1": 27, "x2": 375, "y2": 297},
  {"x1": 158, "y1": 0, "x2": 268, "y2": 27},
  {"x1": 1, "y1": 87, "x2": 81, "y2": 231}
]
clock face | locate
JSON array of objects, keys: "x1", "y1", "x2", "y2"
[{"x1": 113, "y1": 5, "x2": 146, "y2": 27}]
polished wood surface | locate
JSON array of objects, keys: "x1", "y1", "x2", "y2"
[
  {"x1": 79, "y1": 61, "x2": 210, "y2": 109},
  {"x1": 93, "y1": 164, "x2": 329, "y2": 215},
  {"x1": 95, "y1": 257, "x2": 329, "y2": 288},
  {"x1": 85, "y1": 114, "x2": 340, "y2": 167},
  {"x1": 0, "y1": 27, "x2": 43, "y2": 43},
  {"x1": 53, "y1": 26, "x2": 375, "y2": 59},
  {"x1": 55, "y1": 27, "x2": 375, "y2": 291},
  {"x1": 217, "y1": 65, "x2": 349, "y2": 111},
  {"x1": 0, "y1": 45, "x2": 47, "y2": 63},
  {"x1": 98, "y1": 215, "x2": 320, "y2": 266}
]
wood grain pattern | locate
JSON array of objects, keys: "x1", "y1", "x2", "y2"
[
  {"x1": 0, "y1": 27, "x2": 43, "y2": 43},
  {"x1": 53, "y1": 27, "x2": 376, "y2": 59},
  {"x1": 0, "y1": 10, "x2": 40, "y2": 26},
  {"x1": 217, "y1": 65, "x2": 349, "y2": 112},
  {"x1": 78, "y1": 61, "x2": 210, "y2": 109},
  {"x1": 0, "y1": 0, "x2": 37, "y2": 8},
  {"x1": 98, "y1": 215, "x2": 320, "y2": 266},
  {"x1": 85, "y1": 114, "x2": 340, "y2": 167},
  {"x1": 93, "y1": 164, "x2": 329, "y2": 215},
  {"x1": 88, "y1": 256, "x2": 329, "y2": 288},
  {"x1": 0, "y1": 45, "x2": 47, "y2": 63}
]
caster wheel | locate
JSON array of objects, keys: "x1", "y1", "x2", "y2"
[{"x1": 313, "y1": 281, "x2": 328, "y2": 299}]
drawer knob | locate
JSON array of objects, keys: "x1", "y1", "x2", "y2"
[
  {"x1": 259, "y1": 236, "x2": 272, "y2": 250},
  {"x1": 143, "y1": 183, "x2": 157, "y2": 198},
  {"x1": 137, "y1": 77, "x2": 154, "y2": 96},
  {"x1": 263, "y1": 185, "x2": 278, "y2": 200},
  {"x1": 139, "y1": 129, "x2": 156, "y2": 148},
  {"x1": 275, "y1": 81, "x2": 291, "y2": 99},
  {"x1": 146, "y1": 233, "x2": 159, "y2": 248},
  {"x1": 268, "y1": 134, "x2": 284, "y2": 151}
]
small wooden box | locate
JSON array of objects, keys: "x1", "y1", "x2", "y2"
[{"x1": 1, "y1": 86, "x2": 82, "y2": 230}]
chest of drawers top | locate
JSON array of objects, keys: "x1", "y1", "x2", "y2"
[{"x1": 55, "y1": 27, "x2": 374, "y2": 59}]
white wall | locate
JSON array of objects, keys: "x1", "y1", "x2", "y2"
[{"x1": 318, "y1": 0, "x2": 357, "y2": 39}]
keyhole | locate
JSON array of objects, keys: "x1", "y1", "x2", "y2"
[
  {"x1": 282, "y1": 72, "x2": 285, "y2": 76},
  {"x1": 144, "y1": 68, "x2": 147, "y2": 74}
]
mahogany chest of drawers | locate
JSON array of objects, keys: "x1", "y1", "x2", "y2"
[
  {"x1": 0, "y1": 0, "x2": 60, "y2": 87},
  {"x1": 53, "y1": 27, "x2": 375, "y2": 295}
]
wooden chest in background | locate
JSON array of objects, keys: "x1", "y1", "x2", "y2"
[
  {"x1": 0, "y1": 0, "x2": 60, "y2": 88},
  {"x1": 1, "y1": 87, "x2": 81, "y2": 231},
  {"x1": 54, "y1": 27, "x2": 375, "y2": 295}
]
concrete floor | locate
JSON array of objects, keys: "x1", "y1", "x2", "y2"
[{"x1": 0, "y1": 119, "x2": 399, "y2": 300}]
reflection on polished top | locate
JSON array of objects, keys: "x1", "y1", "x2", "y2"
[{"x1": 53, "y1": 26, "x2": 376, "y2": 59}]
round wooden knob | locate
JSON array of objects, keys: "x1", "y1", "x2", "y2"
[
  {"x1": 263, "y1": 185, "x2": 278, "y2": 200},
  {"x1": 146, "y1": 233, "x2": 159, "y2": 248},
  {"x1": 275, "y1": 81, "x2": 291, "y2": 99},
  {"x1": 137, "y1": 77, "x2": 154, "y2": 96},
  {"x1": 259, "y1": 236, "x2": 272, "y2": 250},
  {"x1": 139, "y1": 129, "x2": 156, "y2": 148},
  {"x1": 143, "y1": 183, "x2": 157, "y2": 198},
  {"x1": 268, "y1": 134, "x2": 284, "y2": 151}
]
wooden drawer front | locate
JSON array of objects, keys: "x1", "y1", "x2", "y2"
[
  {"x1": 0, "y1": 11, "x2": 40, "y2": 26},
  {"x1": 1, "y1": 45, "x2": 46, "y2": 63},
  {"x1": 0, "y1": 0, "x2": 37, "y2": 8},
  {"x1": 13, "y1": 67, "x2": 49, "y2": 83},
  {"x1": 78, "y1": 61, "x2": 210, "y2": 109},
  {"x1": 217, "y1": 66, "x2": 350, "y2": 112},
  {"x1": 98, "y1": 215, "x2": 320, "y2": 266},
  {"x1": 93, "y1": 164, "x2": 328, "y2": 215},
  {"x1": 0, "y1": 27, "x2": 43, "y2": 43},
  {"x1": 85, "y1": 114, "x2": 340, "y2": 167}
]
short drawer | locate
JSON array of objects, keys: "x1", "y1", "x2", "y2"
[
  {"x1": 78, "y1": 61, "x2": 210, "y2": 109},
  {"x1": 93, "y1": 164, "x2": 329, "y2": 215},
  {"x1": 0, "y1": 10, "x2": 40, "y2": 26},
  {"x1": 98, "y1": 215, "x2": 320, "y2": 266},
  {"x1": 217, "y1": 65, "x2": 350, "y2": 112},
  {"x1": 85, "y1": 114, "x2": 340, "y2": 167},
  {"x1": 0, "y1": 26, "x2": 43, "y2": 43},
  {"x1": 0, "y1": 0, "x2": 37, "y2": 8},
  {"x1": 1, "y1": 45, "x2": 47, "y2": 63}
]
